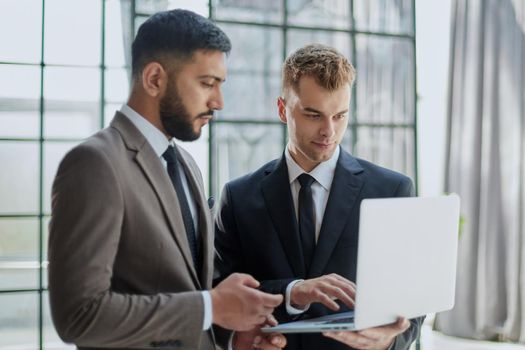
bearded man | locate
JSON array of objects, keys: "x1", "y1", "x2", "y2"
[{"x1": 48, "y1": 9, "x2": 284, "y2": 350}]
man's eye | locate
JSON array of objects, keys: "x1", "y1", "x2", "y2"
[{"x1": 201, "y1": 82, "x2": 214, "y2": 88}]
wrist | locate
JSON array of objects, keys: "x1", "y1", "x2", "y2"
[
  {"x1": 232, "y1": 330, "x2": 254, "y2": 350},
  {"x1": 291, "y1": 301, "x2": 306, "y2": 309},
  {"x1": 286, "y1": 280, "x2": 309, "y2": 315},
  {"x1": 209, "y1": 289, "x2": 221, "y2": 326},
  {"x1": 290, "y1": 283, "x2": 305, "y2": 308},
  {"x1": 379, "y1": 336, "x2": 396, "y2": 350}
]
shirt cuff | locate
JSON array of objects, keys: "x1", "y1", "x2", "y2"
[
  {"x1": 286, "y1": 279, "x2": 310, "y2": 315},
  {"x1": 202, "y1": 291, "x2": 212, "y2": 330}
]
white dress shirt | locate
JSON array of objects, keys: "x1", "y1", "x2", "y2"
[
  {"x1": 119, "y1": 105, "x2": 212, "y2": 331},
  {"x1": 284, "y1": 144, "x2": 340, "y2": 314}
]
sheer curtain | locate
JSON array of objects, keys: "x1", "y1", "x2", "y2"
[{"x1": 435, "y1": 0, "x2": 525, "y2": 342}]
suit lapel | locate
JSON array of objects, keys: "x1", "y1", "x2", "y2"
[
  {"x1": 110, "y1": 113, "x2": 201, "y2": 288},
  {"x1": 308, "y1": 150, "x2": 365, "y2": 278},
  {"x1": 261, "y1": 157, "x2": 306, "y2": 278}
]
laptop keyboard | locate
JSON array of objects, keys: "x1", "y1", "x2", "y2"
[{"x1": 323, "y1": 316, "x2": 354, "y2": 324}]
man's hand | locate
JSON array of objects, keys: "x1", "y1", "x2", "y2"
[
  {"x1": 211, "y1": 273, "x2": 283, "y2": 331},
  {"x1": 290, "y1": 273, "x2": 356, "y2": 310},
  {"x1": 323, "y1": 317, "x2": 410, "y2": 350},
  {"x1": 233, "y1": 315, "x2": 287, "y2": 350}
]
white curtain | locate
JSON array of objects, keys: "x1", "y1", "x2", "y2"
[{"x1": 435, "y1": 0, "x2": 525, "y2": 342}]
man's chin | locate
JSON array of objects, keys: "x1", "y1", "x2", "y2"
[
  {"x1": 310, "y1": 150, "x2": 336, "y2": 163},
  {"x1": 191, "y1": 125, "x2": 204, "y2": 139},
  {"x1": 168, "y1": 128, "x2": 200, "y2": 142},
  {"x1": 180, "y1": 132, "x2": 200, "y2": 142},
  {"x1": 191, "y1": 131, "x2": 202, "y2": 140}
]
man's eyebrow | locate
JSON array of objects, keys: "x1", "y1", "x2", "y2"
[
  {"x1": 198, "y1": 75, "x2": 226, "y2": 83},
  {"x1": 303, "y1": 107, "x2": 323, "y2": 114},
  {"x1": 303, "y1": 107, "x2": 349, "y2": 115}
]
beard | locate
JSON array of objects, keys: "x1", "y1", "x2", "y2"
[{"x1": 159, "y1": 80, "x2": 213, "y2": 141}]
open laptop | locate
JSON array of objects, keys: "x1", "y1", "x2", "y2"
[{"x1": 262, "y1": 194, "x2": 460, "y2": 333}]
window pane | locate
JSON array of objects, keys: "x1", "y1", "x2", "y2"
[
  {"x1": 340, "y1": 126, "x2": 356, "y2": 155},
  {"x1": 212, "y1": 123, "x2": 284, "y2": 198},
  {"x1": 44, "y1": 291, "x2": 75, "y2": 349},
  {"x1": 0, "y1": 141, "x2": 39, "y2": 213},
  {"x1": 354, "y1": 0, "x2": 414, "y2": 34},
  {"x1": 355, "y1": 35, "x2": 415, "y2": 124},
  {"x1": 0, "y1": 218, "x2": 38, "y2": 290},
  {"x1": 287, "y1": 30, "x2": 353, "y2": 61},
  {"x1": 287, "y1": 0, "x2": 351, "y2": 29},
  {"x1": 213, "y1": 0, "x2": 282, "y2": 24},
  {"x1": 220, "y1": 74, "x2": 281, "y2": 121},
  {"x1": 0, "y1": 0, "x2": 42, "y2": 64},
  {"x1": 135, "y1": 0, "x2": 168, "y2": 13},
  {"x1": 43, "y1": 217, "x2": 50, "y2": 289},
  {"x1": 44, "y1": 67, "x2": 100, "y2": 102},
  {"x1": 44, "y1": 142, "x2": 80, "y2": 215},
  {"x1": 44, "y1": 66, "x2": 100, "y2": 138},
  {"x1": 136, "y1": 0, "x2": 209, "y2": 16},
  {"x1": 222, "y1": 25, "x2": 282, "y2": 74},
  {"x1": 106, "y1": 0, "x2": 129, "y2": 68},
  {"x1": 134, "y1": 16, "x2": 149, "y2": 35},
  {"x1": 105, "y1": 68, "x2": 129, "y2": 103},
  {"x1": 355, "y1": 126, "x2": 415, "y2": 180},
  {"x1": 0, "y1": 293, "x2": 38, "y2": 349},
  {"x1": 105, "y1": 103, "x2": 122, "y2": 128},
  {"x1": 218, "y1": 24, "x2": 282, "y2": 120},
  {"x1": 44, "y1": 0, "x2": 102, "y2": 66},
  {"x1": 0, "y1": 65, "x2": 41, "y2": 138}
]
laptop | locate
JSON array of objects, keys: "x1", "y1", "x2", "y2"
[{"x1": 262, "y1": 194, "x2": 460, "y2": 333}]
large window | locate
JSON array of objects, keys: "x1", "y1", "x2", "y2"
[
  {"x1": 1, "y1": 0, "x2": 128, "y2": 348},
  {"x1": 206, "y1": 0, "x2": 417, "y2": 197},
  {"x1": 0, "y1": 1, "x2": 416, "y2": 348}
]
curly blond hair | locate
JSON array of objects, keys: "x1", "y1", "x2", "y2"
[{"x1": 282, "y1": 44, "x2": 355, "y2": 97}]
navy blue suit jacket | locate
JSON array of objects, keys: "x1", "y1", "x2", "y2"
[{"x1": 214, "y1": 149, "x2": 423, "y2": 350}]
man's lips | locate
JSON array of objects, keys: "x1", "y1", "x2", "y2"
[
  {"x1": 312, "y1": 141, "x2": 334, "y2": 148},
  {"x1": 196, "y1": 111, "x2": 215, "y2": 120}
]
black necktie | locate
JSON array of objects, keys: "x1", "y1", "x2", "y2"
[
  {"x1": 162, "y1": 146, "x2": 200, "y2": 270},
  {"x1": 298, "y1": 173, "x2": 316, "y2": 274}
]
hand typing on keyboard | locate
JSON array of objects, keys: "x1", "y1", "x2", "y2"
[{"x1": 290, "y1": 273, "x2": 356, "y2": 311}]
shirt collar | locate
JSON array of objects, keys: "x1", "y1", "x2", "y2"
[
  {"x1": 119, "y1": 104, "x2": 172, "y2": 157},
  {"x1": 285, "y1": 144, "x2": 340, "y2": 191}
]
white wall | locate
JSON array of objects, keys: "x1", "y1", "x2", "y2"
[{"x1": 416, "y1": 0, "x2": 452, "y2": 196}]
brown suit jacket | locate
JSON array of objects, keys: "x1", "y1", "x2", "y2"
[{"x1": 48, "y1": 112, "x2": 217, "y2": 350}]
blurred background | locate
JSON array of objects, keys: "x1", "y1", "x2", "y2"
[{"x1": 1, "y1": 0, "x2": 524, "y2": 349}]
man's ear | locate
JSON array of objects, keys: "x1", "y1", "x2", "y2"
[
  {"x1": 277, "y1": 96, "x2": 287, "y2": 124},
  {"x1": 141, "y1": 62, "x2": 167, "y2": 98}
]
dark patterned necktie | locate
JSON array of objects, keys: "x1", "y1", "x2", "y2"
[{"x1": 162, "y1": 146, "x2": 200, "y2": 270}]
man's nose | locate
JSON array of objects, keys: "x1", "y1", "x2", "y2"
[
  {"x1": 320, "y1": 119, "x2": 336, "y2": 138},
  {"x1": 208, "y1": 87, "x2": 224, "y2": 111}
]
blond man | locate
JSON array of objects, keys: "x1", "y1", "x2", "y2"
[{"x1": 214, "y1": 44, "x2": 423, "y2": 350}]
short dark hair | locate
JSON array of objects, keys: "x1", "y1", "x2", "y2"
[{"x1": 131, "y1": 9, "x2": 231, "y2": 78}]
